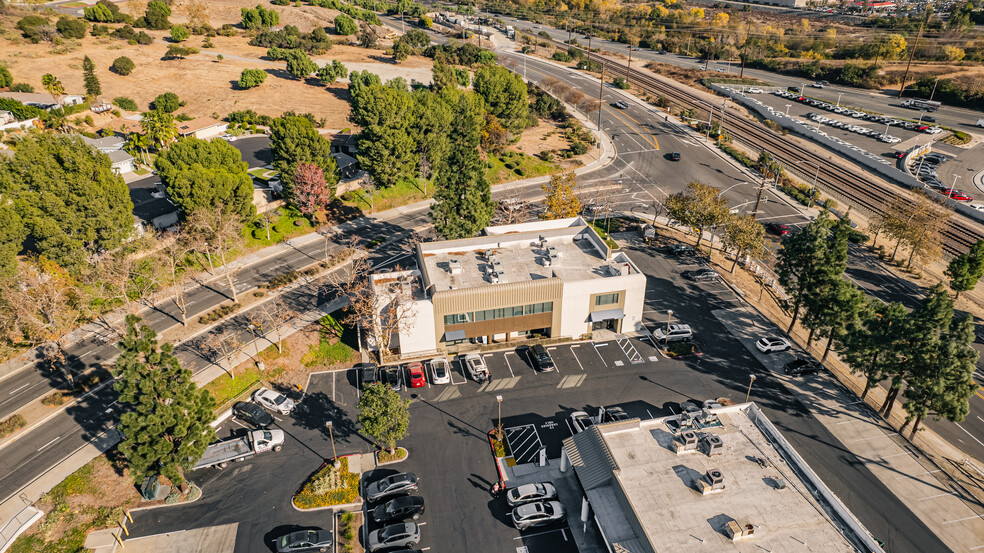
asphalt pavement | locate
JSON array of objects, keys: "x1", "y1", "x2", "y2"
[{"x1": 122, "y1": 238, "x2": 948, "y2": 553}]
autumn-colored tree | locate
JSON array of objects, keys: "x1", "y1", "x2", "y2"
[
  {"x1": 480, "y1": 114, "x2": 508, "y2": 154},
  {"x1": 291, "y1": 162, "x2": 332, "y2": 219},
  {"x1": 540, "y1": 172, "x2": 582, "y2": 220}
]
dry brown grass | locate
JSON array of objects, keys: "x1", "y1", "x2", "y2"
[{"x1": 0, "y1": 0, "x2": 429, "y2": 128}]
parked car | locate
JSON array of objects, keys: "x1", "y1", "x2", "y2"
[
  {"x1": 783, "y1": 358, "x2": 824, "y2": 376},
  {"x1": 220, "y1": 134, "x2": 237, "y2": 142},
  {"x1": 570, "y1": 411, "x2": 595, "y2": 433},
  {"x1": 406, "y1": 362, "x2": 426, "y2": 388},
  {"x1": 383, "y1": 366, "x2": 403, "y2": 391},
  {"x1": 233, "y1": 401, "x2": 273, "y2": 428},
  {"x1": 357, "y1": 363, "x2": 379, "y2": 390},
  {"x1": 525, "y1": 344, "x2": 555, "y2": 372},
  {"x1": 668, "y1": 152, "x2": 681, "y2": 161},
  {"x1": 662, "y1": 243, "x2": 693, "y2": 256},
  {"x1": 682, "y1": 268, "x2": 720, "y2": 282},
  {"x1": 944, "y1": 189, "x2": 974, "y2": 202},
  {"x1": 428, "y1": 358, "x2": 451, "y2": 385},
  {"x1": 766, "y1": 222, "x2": 790, "y2": 236},
  {"x1": 811, "y1": 82, "x2": 825, "y2": 88},
  {"x1": 511, "y1": 501, "x2": 566, "y2": 530},
  {"x1": 755, "y1": 337, "x2": 792, "y2": 353},
  {"x1": 969, "y1": 204, "x2": 984, "y2": 212},
  {"x1": 463, "y1": 354, "x2": 489, "y2": 382},
  {"x1": 372, "y1": 496, "x2": 425, "y2": 524},
  {"x1": 652, "y1": 323, "x2": 693, "y2": 343},
  {"x1": 365, "y1": 473, "x2": 419, "y2": 503},
  {"x1": 747, "y1": 87, "x2": 763, "y2": 93},
  {"x1": 253, "y1": 387, "x2": 295, "y2": 415},
  {"x1": 602, "y1": 406, "x2": 631, "y2": 422},
  {"x1": 367, "y1": 523, "x2": 421, "y2": 552},
  {"x1": 506, "y1": 482, "x2": 558, "y2": 507},
  {"x1": 893, "y1": 151, "x2": 907, "y2": 159},
  {"x1": 275, "y1": 529, "x2": 333, "y2": 553}
]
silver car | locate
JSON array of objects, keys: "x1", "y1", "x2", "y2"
[
  {"x1": 507, "y1": 482, "x2": 558, "y2": 507},
  {"x1": 365, "y1": 473, "x2": 418, "y2": 503},
  {"x1": 511, "y1": 501, "x2": 566, "y2": 530},
  {"x1": 367, "y1": 523, "x2": 420, "y2": 551}
]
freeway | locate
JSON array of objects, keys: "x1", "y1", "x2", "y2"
[{"x1": 506, "y1": 18, "x2": 984, "y2": 131}]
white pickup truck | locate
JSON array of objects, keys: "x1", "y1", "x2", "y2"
[{"x1": 193, "y1": 429, "x2": 284, "y2": 470}]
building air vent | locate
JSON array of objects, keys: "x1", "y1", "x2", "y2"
[
  {"x1": 700, "y1": 434, "x2": 723, "y2": 457},
  {"x1": 550, "y1": 250, "x2": 563, "y2": 259},
  {"x1": 490, "y1": 275, "x2": 499, "y2": 284},
  {"x1": 542, "y1": 257, "x2": 551, "y2": 267},
  {"x1": 725, "y1": 521, "x2": 756, "y2": 541},
  {"x1": 674, "y1": 430, "x2": 699, "y2": 454},
  {"x1": 607, "y1": 264, "x2": 624, "y2": 276},
  {"x1": 448, "y1": 259, "x2": 462, "y2": 274},
  {"x1": 698, "y1": 468, "x2": 725, "y2": 495}
]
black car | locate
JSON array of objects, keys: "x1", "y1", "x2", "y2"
[
  {"x1": 783, "y1": 358, "x2": 823, "y2": 376},
  {"x1": 526, "y1": 344, "x2": 555, "y2": 372},
  {"x1": 372, "y1": 495, "x2": 425, "y2": 524},
  {"x1": 668, "y1": 152, "x2": 681, "y2": 161},
  {"x1": 233, "y1": 401, "x2": 273, "y2": 428},
  {"x1": 383, "y1": 366, "x2": 402, "y2": 391},
  {"x1": 602, "y1": 406, "x2": 630, "y2": 422},
  {"x1": 662, "y1": 243, "x2": 694, "y2": 256},
  {"x1": 275, "y1": 529, "x2": 333, "y2": 553},
  {"x1": 357, "y1": 362, "x2": 379, "y2": 390}
]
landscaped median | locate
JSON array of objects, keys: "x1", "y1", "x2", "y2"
[{"x1": 292, "y1": 455, "x2": 362, "y2": 510}]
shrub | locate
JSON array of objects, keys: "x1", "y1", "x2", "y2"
[
  {"x1": 10, "y1": 83, "x2": 34, "y2": 93},
  {"x1": 170, "y1": 25, "x2": 190, "y2": 42},
  {"x1": 91, "y1": 24, "x2": 111, "y2": 36},
  {"x1": 570, "y1": 141, "x2": 588, "y2": 155},
  {"x1": 847, "y1": 229, "x2": 869, "y2": 244},
  {"x1": 151, "y1": 91, "x2": 181, "y2": 113},
  {"x1": 17, "y1": 15, "x2": 51, "y2": 43},
  {"x1": 42, "y1": 392, "x2": 68, "y2": 406},
  {"x1": 238, "y1": 68, "x2": 267, "y2": 89},
  {"x1": 551, "y1": 51, "x2": 572, "y2": 62},
  {"x1": 293, "y1": 457, "x2": 361, "y2": 509},
  {"x1": 113, "y1": 96, "x2": 138, "y2": 110},
  {"x1": 111, "y1": 56, "x2": 135, "y2": 75},
  {"x1": 164, "y1": 45, "x2": 199, "y2": 59},
  {"x1": 612, "y1": 76, "x2": 630, "y2": 89},
  {"x1": 199, "y1": 303, "x2": 241, "y2": 324},
  {"x1": 334, "y1": 14, "x2": 357, "y2": 35},
  {"x1": 267, "y1": 270, "x2": 301, "y2": 290},
  {"x1": 271, "y1": 0, "x2": 290, "y2": 4},
  {"x1": 0, "y1": 67, "x2": 10, "y2": 88},
  {"x1": 56, "y1": 17, "x2": 87, "y2": 39},
  {"x1": 0, "y1": 414, "x2": 27, "y2": 439},
  {"x1": 217, "y1": 24, "x2": 237, "y2": 37}
]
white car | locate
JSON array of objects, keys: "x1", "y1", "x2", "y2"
[
  {"x1": 969, "y1": 204, "x2": 984, "y2": 212},
  {"x1": 428, "y1": 358, "x2": 451, "y2": 385},
  {"x1": 755, "y1": 337, "x2": 792, "y2": 353},
  {"x1": 653, "y1": 323, "x2": 693, "y2": 343},
  {"x1": 746, "y1": 87, "x2": 763, "y2": 94},
  {"x1": 219, "y1": 133, "x2": 237, "y2": 141},
  {"x1": 463, "y1": 354, "x2": 488, "y2": 382},
  {"x1": 252, "y1": 387, "x2": 295, "y2": 415},
  {"x1": 570, "y1": 411, "x2": 595, "y2": 433}
]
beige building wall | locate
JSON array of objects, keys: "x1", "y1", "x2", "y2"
[{"x1": 432, "y1": 279, "x2": 563, "y2": 344}]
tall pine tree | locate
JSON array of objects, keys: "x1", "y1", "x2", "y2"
[
  {"x1": 945, "y1": 239, "x2": 984, "y2": 300},
  {"x1": 777, "y1": 212, "x2": 849, "y2": 333},
  {"x1": 114, "y1": 315, "x2": 216, "y2": 485},
  {"x1": 430, "y1": 92, "x2": 495, "y2": 239},
  {"x1": 82, "y1": 55, "x2": 101, "y2": 98}
]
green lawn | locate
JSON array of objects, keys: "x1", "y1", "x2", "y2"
[
  {"x1": 341, "y1": 178, "x2": 430, "y2": 213},
  {"x1": 202, "y1": 363, "x2": 285, "y2": 409},
  {"x1": 244, "y1": 207, "x2": 313, "y2": 247},
  {"x1": 485, "y1": 151, "x2": 563, "y2": 185},
  {"x1": 301, "y1": 312, "x2": 357, "y2": 368},
  {"x1": 247, "y1": 167, "x2": 278, "y2": 181}
]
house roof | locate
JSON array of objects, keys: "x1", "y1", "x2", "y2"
[
  {"x1": 107, "y1": 150, "x2": 134, "y2": 164},
  {"x1": 81, "y1": 135, "x2": 125, "y2": 150},
  {"x1": 176, "y1": 118, "x2": 227, "y2": 136}
]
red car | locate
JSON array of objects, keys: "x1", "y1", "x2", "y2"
[
  {"x1": 766, "y1": 222, "x2": 790, "y2": 236},
  {"x1": 942, "y1": 189, "x2": 973, "y2": 202},
  {"x1": 406, "y1": 362, "x2": 426, "y2": 388}
]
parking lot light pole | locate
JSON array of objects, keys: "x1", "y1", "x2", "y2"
[
  {"x1": 950, "y1": 175, "x2": 961, "y2": 199},
  {"x1": 496, "y1": 395, "x2": 503, "y2": 436},
  {"x1": 836, "y1": 93, "x2": 843, "y2": 108},
  {"x1": 745, "y1": 375, "x2": 757, "y2": 403},
  {"x1": 665, "y1": 310, "x2": 674, "y2": 339},
  {"x1": 793, "y1": 160, "x2": 822, "y2": 208},
  {"x1": 785, "y1": 104, "x2": 791, "y2": 116},
  {"x1": 326, "y1": 422, "x2": 340, "y2": 468}
]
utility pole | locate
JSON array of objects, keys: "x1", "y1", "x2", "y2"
[
  {"x1": 929, "y1": 76, "x2": 940, "y2": 102},
  {"x1": 898, "y1": 19, "x2": 924, "y2": 98},
  {"x1": 626, "y1": 45, "x2": 633, "y2": 85},
  {"x1": 597, "y1": 64, "x2": 605, "y2": 132},
  {"x1": 739, "y1": 41, "x2": 747, "y2": 79},
  {"x1": 751, "y1": 176, "x2": 767, "y2": 219},
  {"x1": 718, "y1": 99, "x2": 728, "y2": 144},
  {"x1": 704, "y1": 105, "x2": 714, "y2": 143}
]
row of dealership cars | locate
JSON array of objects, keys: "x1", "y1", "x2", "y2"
[
  {"x1": 804, "y1": 112, "x2": 902, "y2": 144},
  {"x1": 776, "y1": 88, "x2": 943, "y2": 136},
  {"x1": 906, "y1": 151, "x2": 975, "y2": 202}
]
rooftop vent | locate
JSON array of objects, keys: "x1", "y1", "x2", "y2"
[
  {"x1": 698, "y1": 468, "x2": 725, "y2": 495},
  {"x1": 489, "y1": 275, "x2": 499, "y2": 284},
  {"x1": 608, "y1": 264, "x2": 625, "y2": 276},
  {"x1": 700, "y1": 434, "x2": 723, "y2": 457},
  {"x1": 448, "y1": 259, "x2": 462, "y2": 275},
  {"x1": 550, "y1": 250, "x2": 563, "y2": 259},
  {"x1": 674, "y1": 430, "x2": 699, "y2": 454},
  {"x1": 542, "y1": 257, "x2": 552, "y2": 267},
  {"x1": 725, "y1": 521, "x2": 756, "y2": 541}
]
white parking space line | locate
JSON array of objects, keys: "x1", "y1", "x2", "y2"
[
  {"x1": 503, "y1": 353, "x2": 516, "y2": 378},
  {"x1": 569, "y1": 346, "x2": 585, "y2": 371},
  {"x1": 230, "y1": 419, "x2": 249, "y2": 429},
  {"x1": 513, "y1": 528, "x2": 569, "y2": 540},
  {"x1": 523, "y1": 350, "x2": 538, "y2": 374},
  {"x1": 592, "y1": 343, "x2": 608, "y2": 366}
]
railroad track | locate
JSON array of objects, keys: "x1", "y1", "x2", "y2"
[{"x1": 554, "y1": 42, "x2": 982, "y2": 255}]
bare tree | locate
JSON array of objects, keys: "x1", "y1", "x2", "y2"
[
  {"x1": 316, "y1": 223, "x2": 338, "y2": 265},
  {"x1": 205, "y1": 329, "x2": 243, "y2": 379},
  {"x1": 256, "y1": 297, "x2": 297, "y2": 354},
  {"x1": 359, "y1": 267, "x2": 419, "y2": 358},
  {"x1": 158, "y1": 235, "x2": 195, "y2": 326},
  {"x1": 185, "y1": 207, "x2": 246, "y2": 302}
]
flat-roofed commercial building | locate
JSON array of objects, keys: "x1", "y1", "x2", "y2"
[
  {"x1": 561, "y1": 404, "x2": 882, "y2": 553},
  {"x1": 379, "y1": 217, "x2": 645, "y2": 358}
]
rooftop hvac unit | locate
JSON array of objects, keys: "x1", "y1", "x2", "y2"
[
  {"x1": 707, "y1": 469, "x2": 725, "y2": 490},
  {"x1": 542, "y1": 257, "x2": 551, "y2": 267},
  {"x1": 489, "y1": 274, "x2": 499, "y2": 284},
  {"x1": 448, "y1": 259, "x2": 462, "y2": 274},
  {"x1": 700, "y1": 434, "x2": 724, "y2": 456},
  {"x1": 608, "y1": 264, "x2": 624, "y2": 276},
  {"x1": 674, "y1": 430, "x2": 699, "y2": 454},
  {"x1": 725, "y1": 521, "x2": 756, "y2": 541},
  {"x1": 550, "y1": 250, "x2": 563, "y2": 259}
]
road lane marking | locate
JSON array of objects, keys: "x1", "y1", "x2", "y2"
[
  {"x1": 955, "y1": 422, "x2": 984, "y2": 449},
  {"x1": 8, "y1": 383, "x2": 31, "y2": 395},
  {"x1": 38, "y1": 436, "x2": 61, "y2": 452}
]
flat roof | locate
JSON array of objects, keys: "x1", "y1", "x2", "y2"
[
  {"x1": 567, "y1": 406, "x2": 865, "y2": 553},
  {"x1": 418, "y1": 217, "x2": 638, "y2": 292}
]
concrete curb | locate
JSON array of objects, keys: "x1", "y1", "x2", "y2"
[
  {"x1": 373, "y1": 448, "x2": 409, "y2": 466},
  {"x1": 291, "y1": 500, "x2": 363, "y2": 513},
  {"x1": 127, "y1": 482, "x2": 206, "y2": 514}
]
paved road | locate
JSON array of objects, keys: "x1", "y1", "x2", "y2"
[
  {"x1": 124, "y1": 239, "x2": 948, "y2": 553},
  {"x1": 506, "y1": 18, "x2": 984, "y2": 131}
]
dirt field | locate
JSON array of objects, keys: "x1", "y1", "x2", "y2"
[{"x1": 0, "y1": 1, "x2": 430, "y2": 128}]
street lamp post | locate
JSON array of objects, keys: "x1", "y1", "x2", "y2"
[
  {"x1": 665, "y1": 310, "x2": 674, "y2": 341},
  {"x1": 793, "y1": 160, "x2": 822, "y2": 208},
  {"x1": 745, "y1": 375, "x2": 757, "y2": 403},
  {"x1": 836, "y1": 92, "x2": 843, "y2": 108},
  {"x1": 626, "y1": 45, "x2": 633, "y2": 85},
  {"x1": 950, "y1": 175, "x2": 961, "y2": 199},
  {"x1": 496, "y1": 395, "x2": 503, "y2": 441},
  {"x1": 326, "y1": 421, "x2": 340, "y2": 468},
  {"x1": 785, "y1": 104, "x2": 791, "y2": 116}
]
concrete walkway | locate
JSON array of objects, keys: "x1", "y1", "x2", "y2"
[{"x1": 714, "y1": 307, "x2": 984, "y2": 552}]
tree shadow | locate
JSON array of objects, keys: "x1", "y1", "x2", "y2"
[{"x1": 291, "y1": 391, "x2": 363, "y2": 445}]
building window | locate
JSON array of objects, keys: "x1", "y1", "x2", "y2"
[
  {"x1": 444, "y1": 313, "x2": 471, "y2": 325},
  {"x1": 595, "y1": 293, "x2": 620, "y2": 306},
  {"x1": 524, "y1": 302, "x2": 553, "y2": 315},
  {"x1": 445, "y1": 302, "x2": 552, "y2": 326}
]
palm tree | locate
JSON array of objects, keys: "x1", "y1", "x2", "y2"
[
  {"x1": 41, "y1": 74, "x2": 65, "y2": 105},
  {"x1": 139, "y1": 110, "x2": 178, "y2": 150}
]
